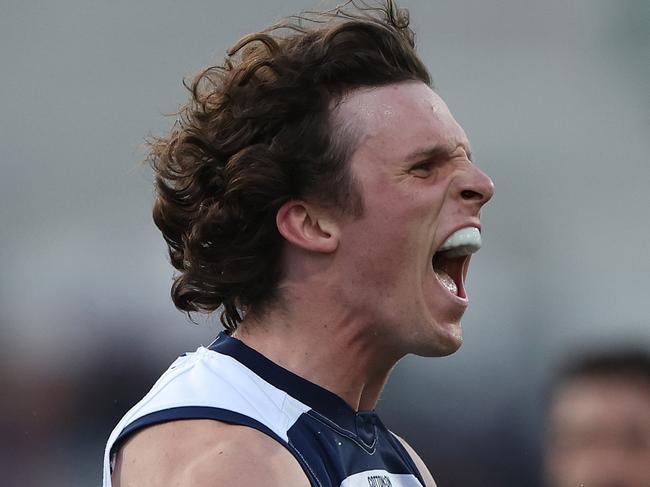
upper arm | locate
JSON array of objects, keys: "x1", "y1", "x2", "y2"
[
  {"x1": 112, "y1": 419, "x2": 310, "y2": 487},
  {"x1": 395, "y1": 435, "x2": 438, "y2": 487}
]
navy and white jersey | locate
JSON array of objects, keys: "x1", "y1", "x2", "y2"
[{"x1": 103, "y1": 332, "x2": 426, "y2": 487}]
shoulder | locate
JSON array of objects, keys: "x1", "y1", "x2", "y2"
[
  {"x1": 112, "y1": 419, "x2": 310, "y2": 487},
  {"x1": 394, "y1": 434, "x2": 438, "y2": 487}
]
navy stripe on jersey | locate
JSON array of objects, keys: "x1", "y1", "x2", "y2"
[
  {"x1": 114, "y1": 406, "x2": 280, "y2": 450},
  {"x1": 287, "y1": 411, "x2": 426, "y2": 486}
]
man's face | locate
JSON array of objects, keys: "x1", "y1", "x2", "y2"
[
  {"x1": 332, "y1": 81, "x2": 493, "y2": 357},
  {"x1": 545, "y1": 376, "x2": 650, "y2": 487}
]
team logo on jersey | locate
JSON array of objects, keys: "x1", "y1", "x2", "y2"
[{"x1": 367, "y1": 475, "x2": 392, "y2": 487}]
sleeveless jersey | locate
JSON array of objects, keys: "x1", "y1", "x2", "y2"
[{"x1": 103, "y1": 332, "x2": 426, "y2": 487}]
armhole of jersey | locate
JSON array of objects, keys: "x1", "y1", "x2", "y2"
[
  {"x1": 110, "y1": 406, "x2": 319, "y2": 487},
  {"x1": 386, "y1": 432, "x2": 427, "y2": 486}
]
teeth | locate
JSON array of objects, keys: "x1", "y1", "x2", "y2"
[
  {"x1": 435, "y1": 269, "x2": 458, "y2": 295},
  {"x1": 438, "y1": 227, "x2": 481, "y2": 257}
]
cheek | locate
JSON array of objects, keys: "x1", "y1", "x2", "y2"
[
  {"x1": 368, "y1": 182, "x2": 438, "y2": 225},
  {"x1": 342, "y1": 219, "x2": 418, "y2": 289},
  {"x1": 348, "y1": 182, "x2": 445, "y2": 268}
]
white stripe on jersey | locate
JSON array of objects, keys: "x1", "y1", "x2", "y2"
[{"x1": 340, "y1": 469, "x2": 423, "y2": 487}]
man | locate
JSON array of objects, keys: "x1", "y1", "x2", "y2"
[
  {"x1": 544, "y1": 349, "x2": 650, "y2": 487},
  {"x1": 103, "y1": 1, "x2": 494, "y2": 485}
]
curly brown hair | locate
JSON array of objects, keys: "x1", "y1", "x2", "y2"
[{"x1": 149, "y1": 0, "x2": 431, "y2": 331}]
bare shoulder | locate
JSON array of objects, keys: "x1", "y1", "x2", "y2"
[
  {"x1": 112, "y1": 419, "x2": 310, "y2": 487},
  {"x1": 394, "y1": 435, "x2": 438, "y2": 487}
]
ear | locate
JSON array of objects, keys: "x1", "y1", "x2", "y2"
[{"x1": 276, "y1": 200, "x2": 340, "y2": 253}]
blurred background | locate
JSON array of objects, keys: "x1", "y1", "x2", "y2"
[{"x1": 1, "y1": 0, "x2": 648, "y2": 485}]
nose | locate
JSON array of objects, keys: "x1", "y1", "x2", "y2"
[{"x1": 457, "y1": 164, "x2": 494, "y2": 209}]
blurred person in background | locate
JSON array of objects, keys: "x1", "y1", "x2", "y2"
[
  {"x1": 103, "y1": 1, "x2": 493, "y2": 486},
  {"x1": 544, "y1": 349, "x2": 650, "y2": 487}
]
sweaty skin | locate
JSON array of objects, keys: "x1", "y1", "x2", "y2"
[{"x1": 114, "y1": 81, "x2": 492, "y2": 487}]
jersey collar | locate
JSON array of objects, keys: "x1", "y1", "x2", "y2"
[{"x1": 209, "y1": 331, "x2": 378, "y2": 440}]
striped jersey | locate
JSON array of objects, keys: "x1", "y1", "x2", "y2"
[{"x1": 103, "y1": 332, "x2": 426, "y2": 487}]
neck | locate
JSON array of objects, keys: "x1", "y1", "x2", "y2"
[{"x1": 232, "y1": 300, "x2": 402, "y2": 411}]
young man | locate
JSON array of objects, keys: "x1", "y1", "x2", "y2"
[
  {"x1": 103, "y1": 2, "x2": 494, "y2": 485},
  {"x1": 544, "y1": 349, "x2": 650, "y2": 487}
]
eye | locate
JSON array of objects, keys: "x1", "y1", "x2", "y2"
[{"x1": 410, "y1": 160, "x2": 435, "y2": 177}]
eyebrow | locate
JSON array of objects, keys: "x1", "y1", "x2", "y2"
[{"x1": 405, "y1": 142, "x2": 473, "y2": 163}]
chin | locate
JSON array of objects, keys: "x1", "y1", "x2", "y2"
[
  {"x1": 412, "y1": 321, "x2": 464, "y2": 357},
  {"x1": 434, "y1": 339, "x2": 463, "y2": 357}
]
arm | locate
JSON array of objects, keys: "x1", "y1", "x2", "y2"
[
  {"x1": 395, "y1": 435, "x2": 438, "y2": 487},
  {"x1": 112, "y1": 419, "x2": 310, "y2": 487}
]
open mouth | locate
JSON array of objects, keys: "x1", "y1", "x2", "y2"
[
  {"x1": 431, "y1": 227, "x2": 482, "y2": 299},
  {"x1": 432, "y1": 253, "x2": 468, "y2": 298}
]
